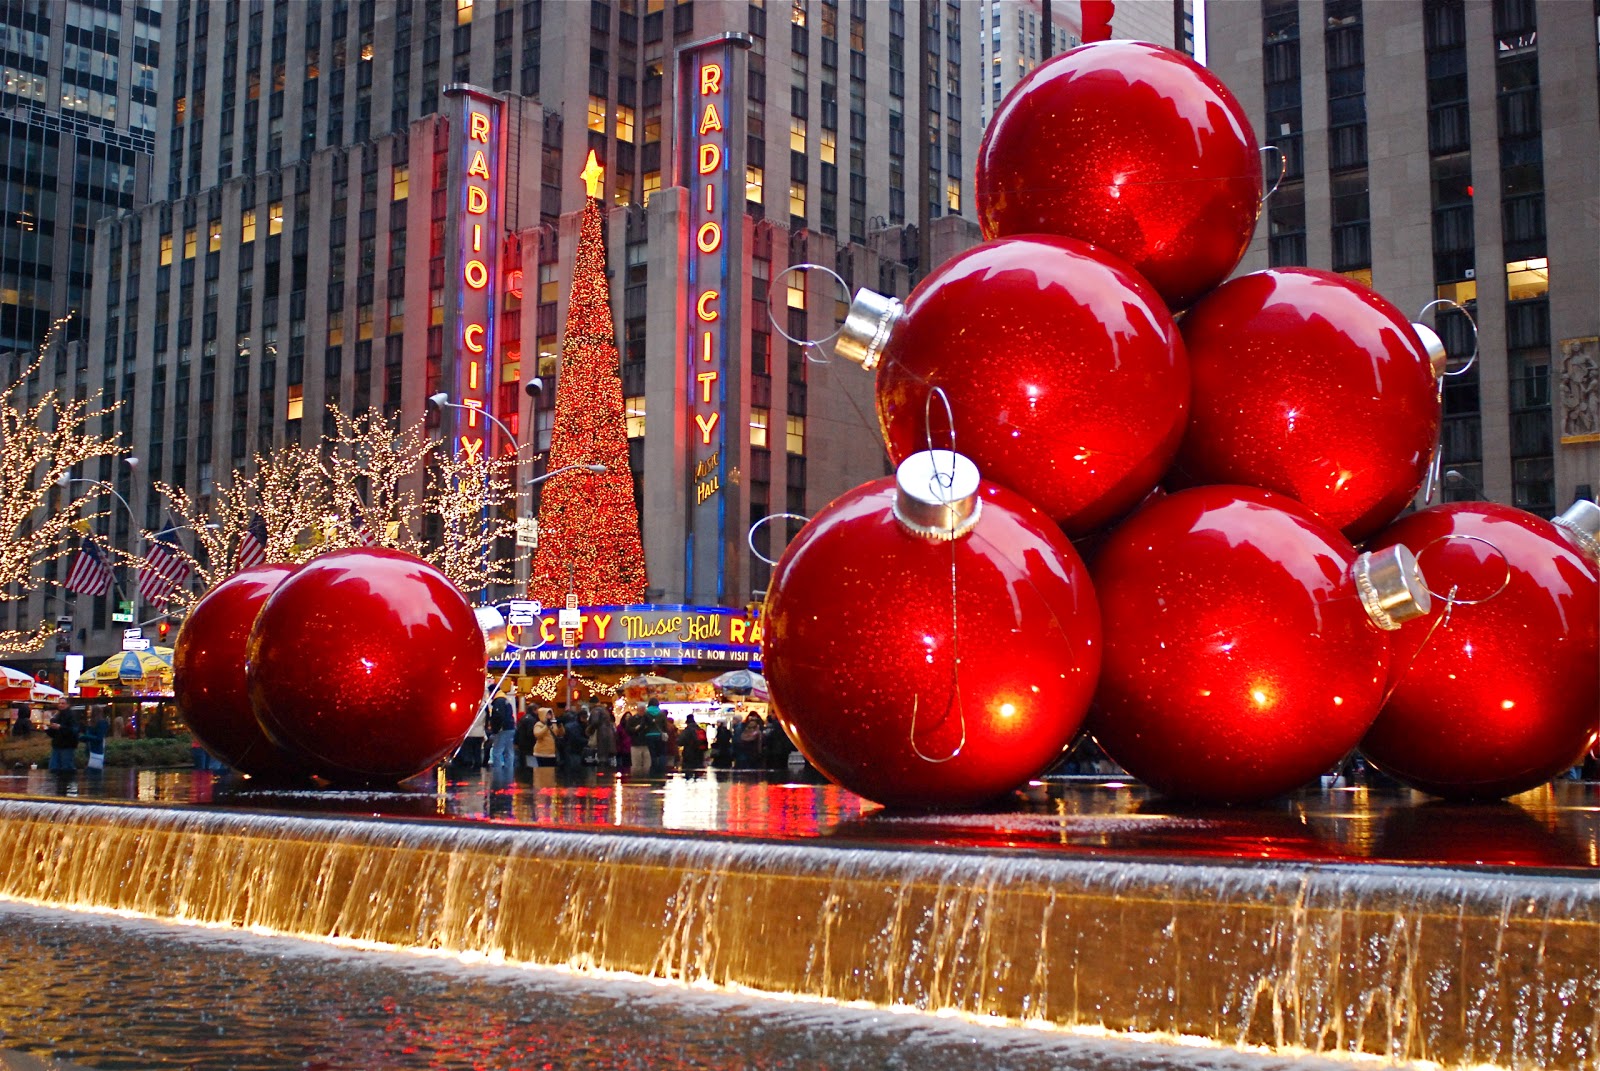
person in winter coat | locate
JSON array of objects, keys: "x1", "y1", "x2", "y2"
[
  {"x1": 679, "y1": 714, "x2": 708, "y2": 769},
  {"x1": 530, "y1": 707, "x2": 559, "y2": 768},
  {"x1": 590, "y1": 707, "x2": 618, "y2": 769}
]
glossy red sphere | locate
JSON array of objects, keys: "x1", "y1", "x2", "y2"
[
  {"x1": 1364, "y1": 504, "x2": 1599, "y2": 800},
  {"x1": 173, "y1": 564, "x2": 304, "y2": 779},
  {"x1": 764, "y1": 479, "x2": 1102, "y2": 809},
  {"x1": 1173, "y1": 269, "x2": 1440, "y2": 540},
  {"x1": 247, "y1": 548, "x2": 486, "y2": 784},
  {"x1": 976, "y1": 41, "x2": 1262, "y2": 309},
  {"x1": 1089, "y1": 486, "x2": 1391, "y2": 804},
  {"x1": 877, "y1": 236, "x2": 1187, "y2": 537}
]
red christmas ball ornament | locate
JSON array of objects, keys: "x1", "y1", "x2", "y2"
[
  {"x1": 247, "y1": 548, "x2": 486, "y2": 784},
  {"x1": 1363, "y1": 503, "x2": 1599, "y2": 800},
  {"x1": 173, "y1": 564, "x2": 304, "y2": 779},
  {"x1": 1173, "y1": 269, "x2": 1441, "y2": 540},
  {"x1": 836, "y1": 235, "x2": 1187, "y2": 537},
  {"x1": 764, "y1": 450, "x2": 1102, "y2": 809},
  {"x1": 975, "y1": 40, "x2": 1262, "y2": 309},
  {"x1": 1089, "y1": 485, "x2": 1431, "y2": 804}
]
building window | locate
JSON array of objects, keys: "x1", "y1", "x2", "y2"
[
  {"x1": 791, "y1": 0, "x2": 807, "y2": 27},
  {"x1": 1436, "y1": 279, "x2": 1477, "y2": 304},
  {"x1": 790, "y1": 115, "x2": 807, "y2": 152},
  {"x1": 160, "y1": 234, "x2": 173, "y2": 266},
  {"x1": 625, "y1": 395, "x2": 646, "y2": 438},
  {"x1": 208, "y1": 220, "x2": 222, "y2": 252},
  {"x1": 746, "y1": 165, "x2": 764, "y2": 203},
  {"x1": 789, "y1": 181, "x2": 806, "y2": 219},
  {"x1": 286, "y1": 384, "x2": 304, "y2": 421},
  {"x1": 786, "y1": 270, "x2": 806, "y2": 310},
  {"x1": 184, "y1": 228, "x2": 198, "y2": 259},
  {"x1": 456, "y1": 0, "x2": 474, "y2": 25},
  {"x1": 946, "y1": 179, "x2": 960, "y2": 212},
  {"x1": 750, "y1": 407, "x2": 769, "y2": 448},
  {"x1": 786, "y1": 414, "x2": 805, "y2": 454},
  {"x1": 392, "y1": 165, "x2": 409, "y2": 201},
  {"x1": 1505, "y1": 257, "x2": 1548, "y2": 301},
  {"x1": 269, "y1": 201, "x2": 284, "y2": 236},
  {"x1": 538, "y1": 263, "x2": 560, "y2": 304},
  {"x1": 642, "y1": 171, "x2": 661, "y2": 205},
  {"x1": 587, "y1": 96, "x2": 608, "y2": 133},
  {"x1": 615, "y1": 105, "x2": 635, "y2": 143},
  {"x1": 819, "y1": 130, "x2": 835, "y2": 164},
  {"x1": 241, "y1": 209, "x2": 257, "y2": 243}
]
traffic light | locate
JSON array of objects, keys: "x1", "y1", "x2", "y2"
[{"x1": 158, "y1": 620, "x2": 171, "y2": 642}]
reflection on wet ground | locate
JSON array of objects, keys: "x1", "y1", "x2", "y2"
[
  {"x1": 0, "y1": 902, "x2": 1397, "y2": 1071},
  {"x1": 3, "y1": 765, "x2": 1595, "y2": 872}
]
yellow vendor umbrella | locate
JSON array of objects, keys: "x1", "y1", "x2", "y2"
[{"x1": 85, "y1": 648, "x2": 174, "y2": 687}]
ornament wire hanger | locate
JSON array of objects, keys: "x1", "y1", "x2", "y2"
[
  {"x1": 1381, "y1": 532, "x2": 1511, "y2": 705},
  {"x1": 908, "y1": 387, "x2": 968, "y2": 765},
  {"x1": 1417, "y1": 298, "x2": 1480, "y2": 505}
]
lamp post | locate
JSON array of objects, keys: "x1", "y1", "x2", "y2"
[
  {"x1": 524, "y1": 463, "x2": 607, "y2": 714},
  {"x1": 426, "y1": 392, "x2": 522, "y2": 603},
  {"x1": 57, "y1": 458, "x2": 141, "y2": 631}
]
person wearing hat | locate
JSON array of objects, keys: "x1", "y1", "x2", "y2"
[{"x1": 643, "y1": 699, "x2": 668, "y2": 775}]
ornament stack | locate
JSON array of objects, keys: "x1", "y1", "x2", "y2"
[
  {"x1": 763, "y1": 40, "x2": 1598, "y2": 809},
  {"x1": 175, "y1": 547, "x2": 487, "y2": 785}
]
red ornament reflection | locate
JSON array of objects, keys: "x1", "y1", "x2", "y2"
[
  {"x1": 1089, "y1": 486, "x2": 1392, "y2": 804},
  {"x1": 247, "y1": 548, "x2": 485, "y2": 784},
  {"x1": 1173, "y1": 269, "x2": 1440, "y2": 540},
  {"x1": 174, "y1": 564, "x2": 305, "y2": 779},
  {"x1": 976, "y1": 41, "x2": 1261, "y2": 309},
  {"x1": 764, "y1": 480, "x2": 1101, "y2": 809},
  {"x1": 1364, "y1": 504, "x2": 1600, "y2": 800},
  {"x1": 877, "y1": 235, "x2": 1187, "y2": 537}
]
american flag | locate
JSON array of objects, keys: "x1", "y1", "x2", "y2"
[
  {"x1": 138, "y1": 526, "x2": 192, "y2": 604},
  {"x1": 355, "y1": 522, "x2": 379, "y2": 547},
  {"x1": 63, "y1": 538, "x2": 113, "y2": 597},
  {"x1": 235, "y1": 512, "x2": 268, "y2": 571}
]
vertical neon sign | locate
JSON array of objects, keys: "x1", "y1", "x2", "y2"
[
  {"x1": 449, "y1": 88, "x2": 504, "y2": 460},
  {"x1": 685, "y1": 47, "x2": 731, "y2": 598}
]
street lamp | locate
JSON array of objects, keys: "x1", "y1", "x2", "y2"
[
  {"x1": 426, "y1": 392, "x2": 523, "y2": 602},
  {"x1": 57, "y1": 458, "x2": 141, "y2": 627}
]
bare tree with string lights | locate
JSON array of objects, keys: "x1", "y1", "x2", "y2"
[{"x1": 0, "y1": 315, "x2": 125, "y2": 653}]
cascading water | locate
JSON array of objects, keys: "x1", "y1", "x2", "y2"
[{"x1": 0, "y1": 797, "x2": 1593, "y2": 1070}]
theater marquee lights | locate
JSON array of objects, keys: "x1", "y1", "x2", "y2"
[{"x1": 446, "y1": 86, "x2": 505, "y2": 462}]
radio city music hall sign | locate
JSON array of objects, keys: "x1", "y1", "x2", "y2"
[
  {"x1": 689, "y1": 58, "x2": 728, "y2": 509},
  {"x1": 451, "y1": 89, "x2": 504, "y2": 463}
]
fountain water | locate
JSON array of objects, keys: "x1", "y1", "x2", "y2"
[{"x1": 0, "y1": 797, "x2": 1593, "y2": 1069}]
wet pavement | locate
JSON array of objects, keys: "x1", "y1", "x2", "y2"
[
  {"x1": 2, "y1": 763, "x2": 1595, "y2": 873},
  {"x1": 0, "y1": 901, "x2": 1401, "y2": 1071}
]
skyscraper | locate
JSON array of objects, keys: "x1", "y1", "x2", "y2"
[
  {"x1": 1208, "y1": 0, "x2": 1600, "y2": 517},
  {"x1": 41, "y1": 0, "x2": 1003, "y2": 660}
]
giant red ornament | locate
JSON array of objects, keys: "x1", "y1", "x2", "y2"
[
  {"x1": 764, "y1": 451, "x2": 1102, "y2": 809},
  {"x1": 246, "y1": 548, "x2": 485, "y2": 784},
  {"x1": 173, "y1": 563, "x2": 304, "y2": 779},
  {"x1": 844, "y1": 235, "x2": 1186, "y2": 538},
  {"x1": 975, "y1": 40, "x2": 1261, "y2": 309},
  {"x1": 1363, "y1": 503, "x2": 1599, "y2": 800},
  {"x1": 1089, "y1": 486, "x2": 1429, "y2": 804},
  {"x1": 1173, "y1": 269, "x2": 1441, "y2": 540}
]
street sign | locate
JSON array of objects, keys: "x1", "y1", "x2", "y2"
[
  {"x1": 123, "y1": 628, "x2": 143, "y2": 641},
  {"x1": 565, "y1": 594, "x2": 579, "y2": 612},
  {"x1": 515, "y1": 517, "x2": 539, "y2": 549},
  {"x1": 508, "y1": 599, "x2": 540, "y2": 615},
  {"x1": 110, "y1": 613, "x2": 134, "y2": 624},
  {"x1": 557, "y1": 608, "x2": 580, "y2": 629},
  {"x1": 561, "y1": 628, "x2": 579, "y2": 648},
  {"x1": 508, "y1": 614, "x2": 534, "y2": 628},
  {"x1": 122, "y1": 637, "x2": 150, "y2": 652}
]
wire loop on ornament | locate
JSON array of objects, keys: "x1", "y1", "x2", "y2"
[
  {"x1": 766, "y1": 263, "x2": 854, "y2": 364},
  {"x1": 921, "y1": 386, "x2": 960, "y2": 483},
  {"x1": 1413, "y1": 533, "x2": 1512, "y2": 608},
  {"x1": 1416, "y1": 298, "x2": 1480, "y2": 377},
  {"x1": 1259, "y1": 144, "x2": 1287, "y2": 206},
  {"x1": 746, "y1": 512, "x2": 811, "y2": 567}
]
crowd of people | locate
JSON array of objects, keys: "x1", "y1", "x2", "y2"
[
  {"x1": 468, "y1": 693, "x2": 798, "y2": 779},
  {"x1": 34, "y1": 705, "x2": 111, "y2": 773}
]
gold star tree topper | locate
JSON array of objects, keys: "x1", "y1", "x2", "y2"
[{"x1": 581, "y1": 150, "x2": 604, "y2": 199}]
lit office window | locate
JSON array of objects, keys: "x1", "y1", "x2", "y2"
[
  {"x1": 749, "y1": 407, "x2": 769, "y2": 448},
  {"x1": 625, "y1": 396, "x2": 646, "y2": 438},
  {"x1": 746, "y1": 165, "x2": 764, "y2": 204},
  {"x1": 786, "y1": 414, "x2": 805, "y2": 454},
  {"x1": 1505, "y1": 257, "x2": 1548, "y2": 301}
]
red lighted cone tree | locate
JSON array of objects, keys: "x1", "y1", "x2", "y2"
[{"x1": 528, "y1": 153, "x2": 647, "y2": 606}]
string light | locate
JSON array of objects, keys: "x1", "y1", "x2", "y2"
[{"x1": 528, "y1": 185, "x2": 647, "y2": 607}]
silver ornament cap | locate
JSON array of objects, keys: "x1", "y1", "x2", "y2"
[
  {"x1": 893, "y1": 449, "x2": 982, "y2": 541},
  {"x1": 1352, "y1": 545, "x2": 1432, "y2": 631},
  {"x1": 834, "y1": 288, "x2": 905, "y2": 371},
  {"x1": 1553, "y1": 498, "x2": 1600, "y2": 563},
  {"x1": 1412, "y1": 322, "x2": 1448, "y2": 378},
  {"x1": 475, "y1": 604, "x2": 508, "y2": 661}
]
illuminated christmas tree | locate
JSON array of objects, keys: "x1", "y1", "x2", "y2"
[{"x1": 529, "y1": 151, "x2": 647, "y2": 606}]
